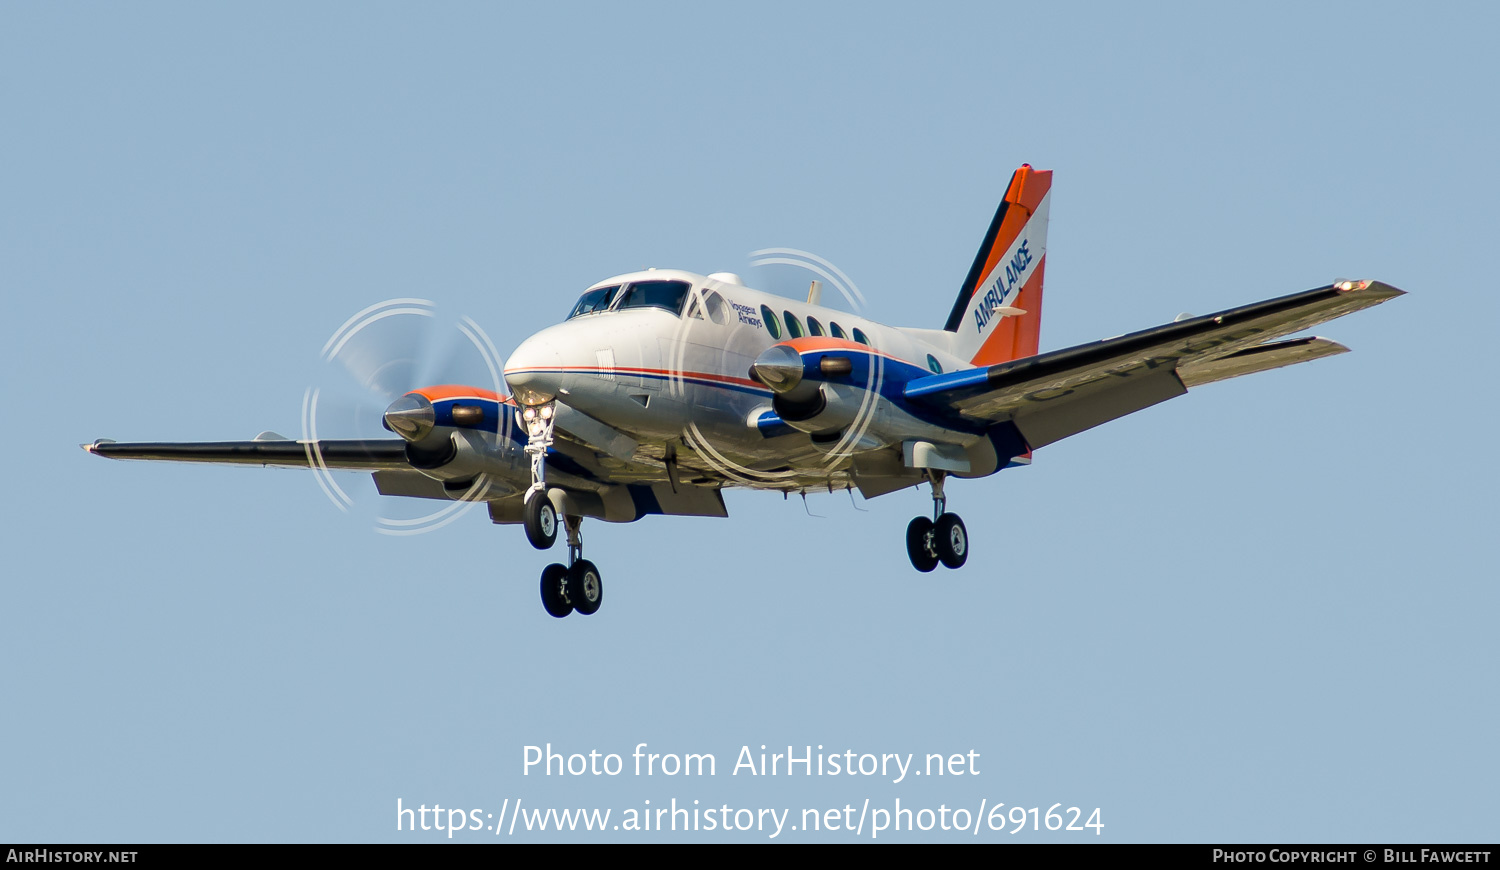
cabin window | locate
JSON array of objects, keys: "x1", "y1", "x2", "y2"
[
  {"x1": 806, "y1": 317, "x2": 824, "y2": 337},
  {"x1": 829, "y1": 321, "x2": 847, "y2": 340},
  {"x1": 852, "y1": 328, "x2": 870, "y2": 346},
  {"x1": 761, "y1": 304, "x2": 782, "y2": 339},
  {"x1": 567, "y1": 285, "x2": 620, "y2": 319},
  {"x1": 782, "y1": 311, "x2": 804, "y2": 339},
  {"x1": 616, "y1": 280, "x2": 692, "y2": 315},
  {"x1": 927, "y1": 354, "x2": 943, "y2": 374}
]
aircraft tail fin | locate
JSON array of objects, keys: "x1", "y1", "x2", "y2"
[{"x1": 943, "y1": 165, "x2": 1052, "y2": 366}]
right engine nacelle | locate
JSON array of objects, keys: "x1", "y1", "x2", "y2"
[{"x1": 772, "y1": 382, "x2": 863, "y2": 437}]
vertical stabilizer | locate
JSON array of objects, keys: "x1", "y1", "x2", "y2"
[{"x1": 943, "y1": 165, "x2": 1052, "y2": 366}]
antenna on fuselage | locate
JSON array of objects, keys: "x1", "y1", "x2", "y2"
[{"x1": 806, "y1": 280, "x2": 822, "y2": 306}]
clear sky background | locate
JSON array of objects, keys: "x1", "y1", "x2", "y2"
[{"x1": 3, "y1": 2, "x2": 1496, "y2": 843}]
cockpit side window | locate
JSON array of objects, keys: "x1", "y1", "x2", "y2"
[
  {"x1": 685, "y1": 288, "x2": 725, "y2": 323},
  {"x1": 701, "y1": 291, "x2": 727, "y2": 324},
  {"x1": 616, "y1": 280, "x2": 692, "y2": 315},
  {"x1": 568, "y1": 285, "x2": 621, "y2": 319}
]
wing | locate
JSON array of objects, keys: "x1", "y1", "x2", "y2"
[
  {"x1": 905, "y1": 280, "x2": 1403, "y2": 449},
  {"x1": 82, "y1": 437, "x2": 410, "y2": 470}
]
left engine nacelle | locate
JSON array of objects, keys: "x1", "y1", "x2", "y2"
[{"x1": 384, "y1": 390, "x2": 524, "y2": 495}]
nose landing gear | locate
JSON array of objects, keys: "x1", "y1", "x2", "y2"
[
  {"x1": 520, "y1": 400, "x2": 559, "y2": 550},
  {"x1": 906, "y1": 470, "x2": 968, "y2": 572}
]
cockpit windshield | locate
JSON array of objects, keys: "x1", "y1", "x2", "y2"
[
  {"x1": 615, "y1": 280, "x2": 691, "y2": 315},
  {"x1": 567, "y1": 285, "x2": 620, "y2": 319}
]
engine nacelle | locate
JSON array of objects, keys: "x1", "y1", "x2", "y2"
[
  {"x1": 752, "y1": 340, "x2": 989, "y2": 457},
  {"x1": 384, "y1": 391, "x2": 524, "y2": 496},
  {"x1": 405, "y1": 428, "x2": 522, "y2": 497},
  {"x1": 752, "y1": 342, "x2": 893, "y2": 449},
  {"x1": 773, "y1": 382, "x2": 863, "y2": 439}
]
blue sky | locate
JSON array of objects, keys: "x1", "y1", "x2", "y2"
[{"x1": 3, "y1": 2, "x2": 1496, "y2": 842}]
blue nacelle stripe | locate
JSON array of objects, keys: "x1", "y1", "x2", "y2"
[
  {"x1": 795, "y1": 348, "x2": 988, "y2": 434},
  {"x1": 902, "y1": 366, "x2": 992, "y2": 401},
  {"x1": 755, "y1": 410, "x2": 796, "y2": 439},
  {"x1": 430, "y1": 397, "x2": 507, "y2": 431}
]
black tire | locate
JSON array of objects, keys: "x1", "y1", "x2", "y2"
[
  {"x1": 523, "y1": 493, "x2": 558, "y2": 549},
  {"x1": 540, "y1": 563, "x2": 572, "y2": 618},
  {"x1": 906, "y1": 516, "x2": 939, "y2": 573},
  {"x1": 567, "y1": 560, "x2": 603, "y2": 616},
  {"x1": 935, "y1": 513, "x2": 968, "y2": 569}
]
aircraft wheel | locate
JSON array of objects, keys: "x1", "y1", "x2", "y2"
[
  {"x1": 906, "y1": 517, "x2": 939, "y2": 573},
  {"x1": 540, "y1": 563, "x2": 572, "y2": 618},
  {"x1": 524, "y1": 493, "x2": 558, "y2": 549},
  {"x1": 935, "y1": 513, "x2": 968, "y2": 569},
  {"x1": 567, "y1": 560, "x2": 603, "y2": 616}
]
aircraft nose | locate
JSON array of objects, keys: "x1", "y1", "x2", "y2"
[{"x1": 503, "y1": 333, "x2": 564, "y2": 405}]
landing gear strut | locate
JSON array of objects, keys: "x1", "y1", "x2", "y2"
[
  {"x1": 521, "y1": 400, "x2": 558, "y2": 550},
  {"x1": 523, "y1": 398, "x2": 605, "y2": 617},
  {"x1": 906, "y1": 470, "x2": 968, "y2": 572}
]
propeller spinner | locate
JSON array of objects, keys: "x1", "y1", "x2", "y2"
[{"x1": 382, "y1": 393, "x2": 436, "y2": 442}]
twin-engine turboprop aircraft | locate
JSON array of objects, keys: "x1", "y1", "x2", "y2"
[{"x1": 85, "y1": 165, "x2": 1403, "y2": 618}]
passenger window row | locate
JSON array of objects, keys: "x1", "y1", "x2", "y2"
[{"x1": 758, "y1": 304, "x2": 868, "y2": 346}]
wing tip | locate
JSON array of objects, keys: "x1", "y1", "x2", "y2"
[
  {"x1": 1336, "y1": 279, "x2": 1406, "y2": 300},
  {"x1": 81, "y1": 439, "x2": 116, "y2": 455}
]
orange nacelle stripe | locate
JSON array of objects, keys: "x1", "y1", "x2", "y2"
[{"x1": 412, "y1": 385, "x2": 504, "y2": 402}]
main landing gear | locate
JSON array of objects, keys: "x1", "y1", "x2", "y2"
[
  {"x1": 521, "y1": 400, "x2": 604, "y2": 619},
  {"x1": 538, "y1": 516, "x2": 603, "y2": 619},
  {"x1": 906, "y1": 470, "x2": 968, "y2": 572}
]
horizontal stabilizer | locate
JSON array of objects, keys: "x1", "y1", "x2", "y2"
[
  {"x1": 1177, "y1": 336, "x2": 1348, "y2": 387},
  {"x1": 905, "y1": 280, "x2": 1403, "y2": 449}
]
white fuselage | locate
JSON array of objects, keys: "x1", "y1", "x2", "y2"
[{"x1": 502, "y1": 269, "x2": 982, "y2": 492}]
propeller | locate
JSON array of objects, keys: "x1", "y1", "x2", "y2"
[
  {"x1": 310, "y1": 299, "x2": 505, "y2": 436},
  {"x1": 303, "y1": 298, "x2": 509, "y2": 534}
]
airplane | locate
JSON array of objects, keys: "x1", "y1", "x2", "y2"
[{"x1": 83, "y1": 164, "x2": 1404, "y2": 619}]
